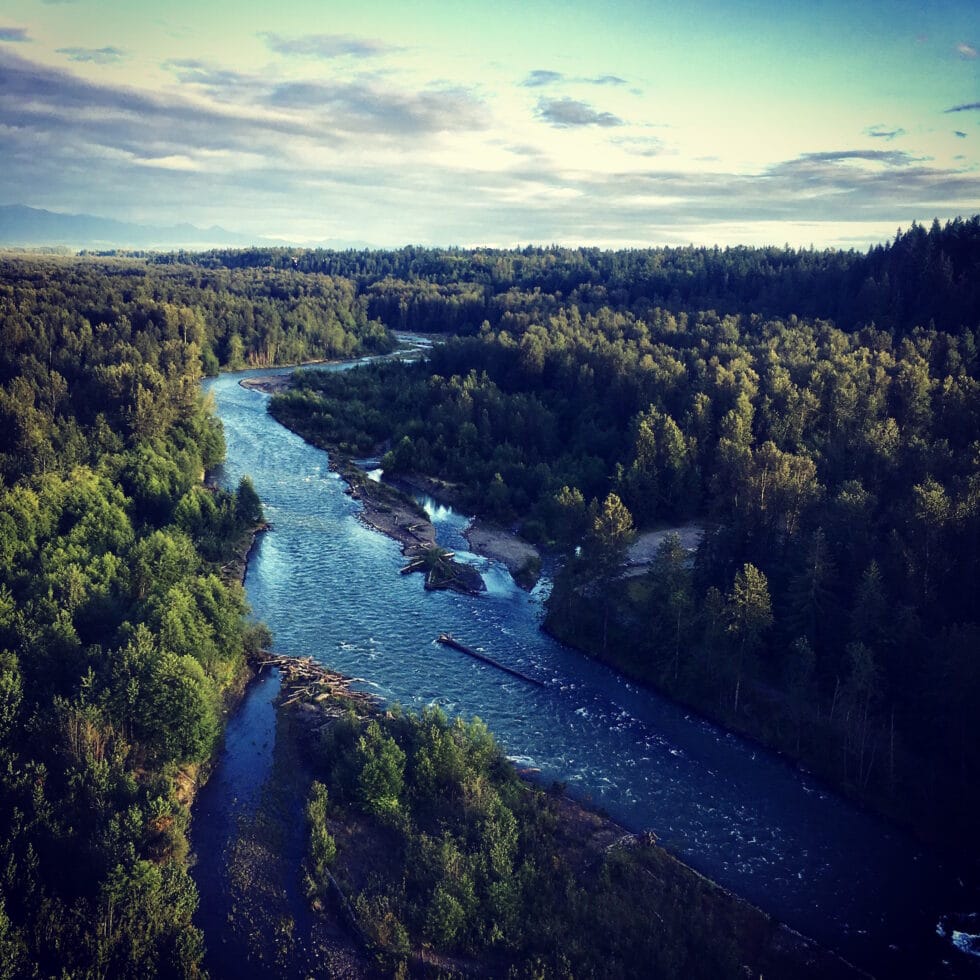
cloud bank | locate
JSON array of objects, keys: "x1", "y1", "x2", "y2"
[{"x1": 1, "y1": 39, "x2": 976, "y2": 248}]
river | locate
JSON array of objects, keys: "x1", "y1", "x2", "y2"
[{"x1": 195, "y1": 353, "x2": 978, "y2": 977}]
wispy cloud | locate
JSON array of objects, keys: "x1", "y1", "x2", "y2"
[
  {"x1": 162, "y1": 58, "x2": 261, "y2": 101},
  {"x1": 0, "y1": 27, "x2": 29, "y2": 43},
  {"x1": 522, "y1": 69, "x2": 564, "y2": 87},
  {"x1": 955, "y1": 42, "x2": 977, "y2": 59},
  {"x1": 58, "y1": 46, "x2": 125, "y2": 64},
  {"x1": 265, "y1": 80, "x2": 490, "y2": 134},
  {"x1": 160, "y1": 53, "x2": 490, "y2": 136},
  {"x1": 797, "y1": 149, "x2": 913, "y2": 166},
  {"x1": 864, "y1": 124, "x2": 905, "y2": 141},
  {"x1": 536, "y1": 97, "x2": 622, "y2": 128},
  {"x1": 522, "y1": 69, "x2": 626, "y2": 88},
  {"x1": 260, "y1": 32, "x2": 396, "y2": 59},
  {"x1": 611, "y1": 135, "x2": 666, "y2": 157},
  {"x1": 0, "y1": 48, "x2": 319, "y2": 162},
  {"x1": 945, "y1": 101, "x2": 980, "y2": 113}
]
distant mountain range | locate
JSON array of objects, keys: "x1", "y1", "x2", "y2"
[{"x1": 0, "y1": 204, "x2": 288, "y2": 251}]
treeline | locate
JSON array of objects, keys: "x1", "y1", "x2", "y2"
[
  {"x1": 268, "y1": 224, "x2": 980, "y2": 852},
  {"x1": 0, "y1": 261, "x2": 269, "y2": 975},
  {"x1": 300, "y1": 701, "x2": 836, "y2": 978},
  {"x1": 0, "y1": 256, "x2": 393, "y2": 395},
  {"x1": 159, "y1": 217, "x2": 980, "y2": 336}
]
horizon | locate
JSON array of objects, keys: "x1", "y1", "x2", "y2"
[
  {"x1": 3, "y1": 202, "x2": 970, "y2": 255},
  {"x1": 1, "y1": 0, "x2": 978, "y2": 249}
]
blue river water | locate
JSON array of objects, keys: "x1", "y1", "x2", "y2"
[{"x1": 201, "y1": 356, "x2": 978, "y2": 977}]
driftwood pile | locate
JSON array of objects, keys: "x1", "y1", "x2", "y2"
[
  {"x1": 400, "y1": 545, "x2": 485, "y2": 594},
  {"x1": 252, "y1": 652, "x2": 377, "y2": 720}
]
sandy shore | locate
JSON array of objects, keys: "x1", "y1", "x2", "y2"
[
  {"x1": 239, "y1": 374, "x2": 295, "y2": 394},
  {"x1": 464, "y1": 518, "x2": 542, "y2": 589},
  {"x1": 342, "y1": 469, "x2": 541, "y2": 589},
  {"x1": 625, "y1": 523, "x2": 705, "y2": 576},
  {"x1": 336, "y1": 457, "x2": 437, "y2": 552}
]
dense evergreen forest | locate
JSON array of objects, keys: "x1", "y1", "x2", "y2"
[
  {"x1": 157, "y1": 215, "x2": 980, "y2": 337},
  {"x1": 267, "y1": 219, "x2": 980, "y2": 854},
  {"x1": 2, "y1": 218, "x2": 977, "y2": 975},
  {"x1": 0, "y1": 254, "x2": 394, "y2": 975}
]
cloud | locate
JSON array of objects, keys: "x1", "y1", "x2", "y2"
[
  {"x1": 536, "y1": 97, "x2": 623, "y2": 128},
  {"x1": 796, "y1": 149, "x2": 913, "y2": 166},
  {"x1": 161, "y1": 54, "x2": 491, "y2": 136},
  {"x1": 522, "y1": 69, "x2": 626, "y2": 88},
  {"x1": 58, "y1": 46, "x2": 126, "y2": 64},
  {"x1": 611, "y1": 135, "x2": 666, "y2": 157},
  {"x1": 864, "y1": 124, "x2": 905, "y2": 141},
  {"x1": 260, "y1": 32, "x2": 395, "y2": 59},
  {"x1": 162, "y1": 58, "x2": 262, "y2": 101},
  {"x1": 522, "y1": 69, "x2": 564, "y2": 87},
  {"x1": 0, "y1": 47, "x2": 319, "y2": 164},
  {"x1": 0, "y1": 44, "x2": 490, "y2": 207},
  {"x1": 1, "y1": 45, "x2": 976, "y2": 250},
  {"x1": 265, "y1": 80, "x2": 490, "y2": 134},
  {"x1": 945, "y1": 101, "x2": 980, "y2": 113},
  {"x1": 956, "y1": 42, "x2": 977, "y2": 59},
  {"x1": 0, "y1": 27, "x2": 29, "y2": 43}
]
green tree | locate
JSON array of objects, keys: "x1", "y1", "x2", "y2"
[
  {"x1": 234, "y1": 475, "x2": 264, "y2": 527},
  {"x1": 305, "y1": 781, "x2": 337, "y2": 888},
  {"x1": 356, "y1": 720, "x2": 406, "y2": 820},
  {"x1": 582, "y1": 493, "x2": 636, "y2": 653},
  {"x1": 725, "y1": 564, "x2": 773, "y2": 714},
  {"x1": 647, "y1": 533, "x2": 695, "y2": 683}
]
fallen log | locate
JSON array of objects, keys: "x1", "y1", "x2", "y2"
[{"x1": 436, "y1": 633, "x2": 544, "y2": 687}]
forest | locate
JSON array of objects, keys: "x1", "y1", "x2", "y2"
[
  {"x1": 1, "y1": 217, "x2": 977, "y2": 975},
  {"x1": 0, "y1": 254, "x2": 393, "y2": 975},
  {"x1": 267, "y1": 218, "x2": 980, "y2": 854}
]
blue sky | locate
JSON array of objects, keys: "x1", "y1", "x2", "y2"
[{"x1": 0, "y1": 0, "x2": 977, "y2": 247}]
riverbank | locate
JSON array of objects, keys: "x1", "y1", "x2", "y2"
[
  {"x1": 257, "y1": 655, "x2": 865, "y2": 979},
  {"x1": 235, "y1": 332, "x2": 434, "y2": 397},
  {"x1": 543, "y1": 581, "x2": 977, "y2": 880}
]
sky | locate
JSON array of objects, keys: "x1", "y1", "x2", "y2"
[{"x1": 0, "y1": 0, "x2": 978, "y2": 249}]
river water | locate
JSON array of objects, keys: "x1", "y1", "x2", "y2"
[{"x1": 198, "y1": 355, "x2": 978, "y2": 977}]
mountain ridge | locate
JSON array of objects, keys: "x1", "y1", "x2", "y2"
[{"x1": 0, "y1": 204, "x2": 290, "y2": 250}]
